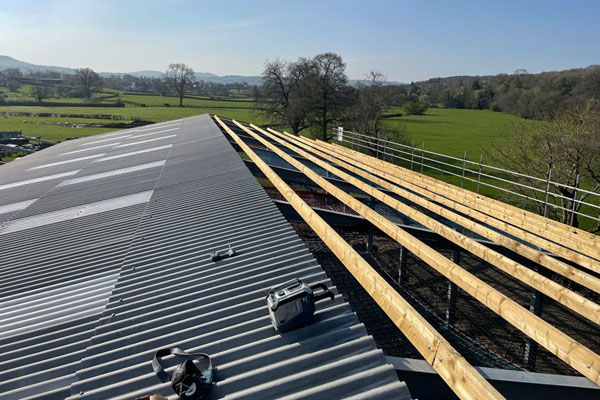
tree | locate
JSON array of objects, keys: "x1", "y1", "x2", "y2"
[
  {"x1": 349, "y1": 71, "x2": 408, "y2": 158},
  {"x1": 488, "y1": 103, "x2": 600, "y2": 230},
  {"x1": 351, "y1": 71, "x2": 389, "y2": 130},
  {"x1": 165, "y1": 63, "x2": 196, "y2": 107},
  {"x1": 30, "y1": 85, "x2": 51, "y2": 102},
  {"x1": 475, "y1": 84, "x2": 495, "y2": 110},
  {"x1": 580, "y1": 66, "x2": 600, "y2": 101},
  {"x1": 6, "y1": 80, "x2": 20, "y2": 93},
  {"x1": 312, "y1": 52, "x2": 349, "y2": 141},
  {"x1": 259, "y1": 52, "x2": 350, "y2": 138},
  {"x1": 75, "y1": 68, "x2": 101, "y2": 100},
  {"x1": 2, "y1": 68, "x2": 22, "y2": 80},
  {"x1": 55, "y1": 84, "x2": 74, "y2": 98},
  {"x1": 258, "y1": 58, "x2": 316, "y2": 134}
]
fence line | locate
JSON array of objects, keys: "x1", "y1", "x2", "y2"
[{"x1": 335, "y1": 128, "x2": 600, "y2": 226}]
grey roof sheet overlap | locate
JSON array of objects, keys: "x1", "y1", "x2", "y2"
[{"x1": 0, "y1": 114, "x2": 410, "y2": 400}]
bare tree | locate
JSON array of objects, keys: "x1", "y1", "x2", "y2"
[
  {"x1": 166, "y1": 63, "x2": 196, "y2": 107},
  {"x1": 259, "y1": 52, "x2": 351, "y2": 138},
  {"x1": 312, "y1": 53, "x2": 349, "y2": 141},
  {"x1": 75, "y1": 68, "x2": 101, "y2": 100},
  {"x1": 349, "y1": 71, "x2": 388, "y2": 139},
  {"x1": 349, "y1": 71, "x2": 408, "y2": 158},
  {"x1": 258, "y1": 58, "x2": 316, "y2": 134},
  {"x1": 488, "y1": 103, "x2": 600, "y2": 230}
]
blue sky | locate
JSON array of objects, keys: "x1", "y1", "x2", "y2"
[{"x1": 1, "y1": 0, "x2": 598, "y2": 81}]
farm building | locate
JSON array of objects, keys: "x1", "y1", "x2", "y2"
[{"x1": 0, "y1": 114, "x2": 598, "y2": 399}]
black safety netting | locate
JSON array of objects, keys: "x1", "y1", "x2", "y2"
[{"x1": 290, "y1": 222, "x2": 600, "y2": 376}]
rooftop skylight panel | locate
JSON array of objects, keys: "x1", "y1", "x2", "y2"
[
  {"x1": 0, "y1": 170, "x2": 80, "y2": 191},
  {"x1": 27, "y1": 154, "x2": 105, "y2": 170},
  {"x1": 115, "y1": 135, "x2": 177, "y2": 148},
  {"x1": 94, "y1": 145, "x2": 172, "y2": 162}
]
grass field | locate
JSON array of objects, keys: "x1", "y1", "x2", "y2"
[
  {"x1": 0, "y1": 98, "x2": 523, "y2": 178},
  {"x1": 2, "y1": 91, "x2": 597, "y2": 230},
  {"x1": 2, "y1": 87, "x2": 520, "y2": 157},
  {"x1": 119, "y1": 93, "x2": 254, "y2": 108},
  {"x1": 383, "y1": 107, "x2": 523, "y2": 159},
  {"x1": 0, "y1": 90, "x2": 262, "y2": 143}
]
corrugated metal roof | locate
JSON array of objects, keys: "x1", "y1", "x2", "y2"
[{"x1": 0, "y1": 114, "x2": 410, "y2": 399}]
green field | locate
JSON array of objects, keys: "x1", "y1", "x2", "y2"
[
  {"x1": 0, "y1": 91, "x2": 263, "y2": 143},
  {"x1": 2, "y1": 87, "x2": 520, "y2": 157},
  {"x1": 119, "y1": 93, "x2": 254, "y2": 108},
  {"x1": 383, "y1": 107, "x2": 523, "y2": 159},
  {"x1": 380, "y1": 108, "x2": 525, "y2": 198},
  {"x1": 1, "y1": 93, "x2": 598, "y2": 231},
  {"x1": 0, "y1": 98, "x2": 521, "y2": 172}
]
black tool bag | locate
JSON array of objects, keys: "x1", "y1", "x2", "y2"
[
  {"x1": 152, "y1": 348, "x2": 213, "y2": 400},
  {"x1": 266, "y1": 278, "x2": 334, "y2": 333}
]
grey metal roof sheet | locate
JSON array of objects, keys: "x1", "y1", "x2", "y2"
[{"x1": 0, "y1": 114, "x2": 410, "y2": 400}]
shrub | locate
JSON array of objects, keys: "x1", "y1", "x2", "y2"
[
  {"x1": 403, "y1": 100, "x2": 429, "y2": 115},
  {"x1": 489, "y1": 101, "x2": 501, "y2": 112}
]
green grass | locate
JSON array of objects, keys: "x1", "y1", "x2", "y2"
[
  {"x1": 0, "y1": 116, "x2": 124, "y2": 142},
  {"x1": 0, "y1": 94, "x2": 263, "y2": 142},
  {"x1": 0, "y1": 103, "x2": 522, "y2": 162},
  {"x1": 119, "y1": 93, "x2": 254, "y2": 108},
  {"x1": 2, "y1": 86, "x2": 257, "y2": 107},
  {"x1": 1, "y1": 94, "x2": 597, "y2": 231},
  {"x1": 383, "y1": 107, "x2": 524, "y2": 159}
]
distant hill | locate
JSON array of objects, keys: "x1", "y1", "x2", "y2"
[
  {"x1": 102, "y1": 71, "x2": 219, "y2": 79},
  {"x1": 101, "y1": 70, "x2": 262, "y2": 85},
  {"x1": 349, "y1": 79, "x2": 403, "y2": 86},
  {"x1": 205, "y1": 75, "x2": 263, "y2": 85},
  {"x1": 195, "y1": 72, "x2": 220, "y2": 79},
  {"x1": 128, "y1": 70, "x2": 165, "y2": 78},
  {"x1": 0, "y1": 55, "x2": 75, "y2": 75},
  {"x1": 0, "y1": 55, "x2": 401, "y2": 86},
  {"x1": 0, "y1": 56, "x2": 263, "y2": 85}
]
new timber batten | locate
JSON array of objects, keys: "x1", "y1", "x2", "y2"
[
  {"x1": 216, "y1": 116, "x2": 505, "y2": 400},
  {"x1": 214, "y1": 115, "x2": 600, "y2": 399}
]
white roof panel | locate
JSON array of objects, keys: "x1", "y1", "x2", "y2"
[
  {"x1": 95, "y1": 145, "x2": 172, "y2": 162},
  {"x1": 115, "y1": 135, "x2": 177, "y2": 148},
  {"x1": 28, "y1": 154, "x2": 105, "y2": 171},
  {"x1": 0, "y1": 170, "x2": 80, "y2": 191},
  {"x1": 0, "y1": 190, "x2": 153, "y2": 235},
  {"x1": 59, "y1": 161, "x2": 166, "y2": 187}
]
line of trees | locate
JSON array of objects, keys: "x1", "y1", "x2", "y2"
[
  {"x1": 0, "y1": 67, "x2": 103, "y2": 101},
  {"x1": 0, "y1": 66, "x2": 256, "y2": 103},
  {"x1": 408, "y1": 65, "x2": 600, "y2": 119},
  {"x1": 258, "y1": 52, "x2": 406, "y2": 144},
  {"x1": 258, "y1": 53, "x2": 600, "y2": 229},
  {"x1": 3, "y1": 60, "x2": 599, "y2": 119},
  {"x1": 3, "y1": 55, "x2": 600, "y2": 227}
]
